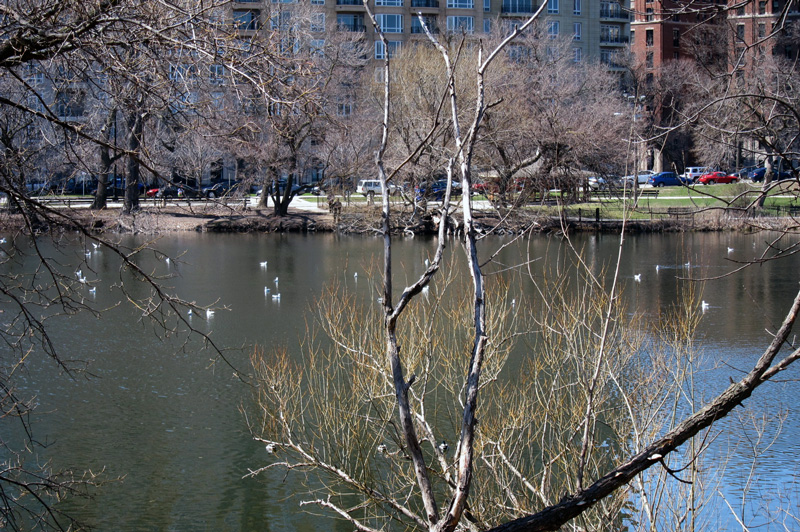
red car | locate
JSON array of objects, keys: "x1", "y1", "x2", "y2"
[
  {"x1": 697, "y1": 171, "x2": 737, "y2": 185},
  {"x1": 146, "y1": 187, "x2": 160, "y2": 197}
]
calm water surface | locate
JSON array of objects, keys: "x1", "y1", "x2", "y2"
[{"x1": 5, "y1": 230, "x2": 800, "y2": 530}]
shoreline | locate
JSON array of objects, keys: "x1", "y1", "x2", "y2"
[{"x1": 2, "y1": 201, "x2": 795, "y2": 236}]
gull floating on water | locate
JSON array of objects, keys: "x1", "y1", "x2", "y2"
[
  {"x1": 354, "y1": 272, "x2": 358, "y2": 280},
  {"x1": 655, "y1": 265, "x2": 660, "y2": 273},
  {"x1": 701, "y1": 300, "x2": 710, "y2": 312},
  {"x1": 92, "y1": 243, "x2": 100, "y2": 250},
  {"x1": 260, "y1": 261, "x2": 268, "y2": 268},
  {"x1": 264, "y1": 286, "x2": 270, "y2": 295},
  {"x1": 634, "y1": 274, "x2": 641, "y2": 282},
  {"x1": 727, "y1": 247, "x2": 734, "y2": 254},
  {"x1": 187, "y1": 309, "x2": 192, "y2": 316},
  {"x1": 88, "y1": 286, "x2": 96, "y2": 294},
  {"x1": 0, "y1": 238, "x2": 6, "y2": 244},
  {"x1": 206, "y1": 309, "x2": 214, "y2": 318},
  {"x1": 438, "y1": 440, "x2": 448, "y2": 453},
  {"x1": 272, "y1": 293, "x2": 281, "y2": 300}
]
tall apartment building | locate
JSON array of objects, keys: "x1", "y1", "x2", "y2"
[{"x1": 232, "y1": 0, "x2": 630, "y2": 68}]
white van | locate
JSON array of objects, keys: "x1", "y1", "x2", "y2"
[{"x1": 356, "y1": 179, "x2": 397, "y2": 196}]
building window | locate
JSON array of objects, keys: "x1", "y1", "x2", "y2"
[
  {"x1": 377, "y1": 0, "x2": 403, "y2": 5},
  {"x1": 448, "y1": 0, "x2": 475, "y2": 7},
  {"x1": 233, "y1": 10, "x2": 260, "y2": 30},
  {"x1": 759, "y1": 0, "x2": 766, "y2": 13},
  {"x1": 376, "y1": 13, "x2": 403, "y2": 32},
  {"x1": 337, "y1": 97, "x2": 353, "y2": 116},
  {"x1": 758, "y1": 22, "x2": 766, "y2": 38},
  {"x1": 645, "y1": 8, "x2": 653, "y2": 21},
  {"x1": 573, "y1": 0, "x2": 580, "y2": 14},
  {"x1": 573, "y1": 22, "x2": 581, "y2": 40},
  {"x1": 736, "y1": 4, "x2": 745, "y2": 15},
  {"x1": 447, "y1": 15, "x2": 474, "y2": 33},
  {"x1": 547, "y1": 20, "x2": 559, "y2": 38},
  {"x1": 337, "y1": 14, "x2": 365, "y2": 31},
  {"x1": 673, "y1": 51, "x2": 679, "y2": 59},
  {"x1": 646, "y1": 28, "x2": 653, "y2": 46},
  {"x1": 56, "y1": 89, "x2": 86, "y2": 118},
  {"x1": 600, "y1": 48, "x2": 616, "y2": 65},
  {"x1": 736, "y1": 23, "x2": 745, "y2": 41},
  {"x1": 310, "y1": 12, "x2": 325, "y2": 32},
  {"x1": 573, "y1": 47, "x2": 582, "y2": 62},
  {"x1": 311, "y1": 0, "x2": 325, "y2": 4},
  {"x1": 600, "y1": 24, "x2": 622, "y2": 43},
  {"x1": 630, "y1": 29, "x2": 634, "y2": 44},
  {"x1": 411, "y1": 16, "x2": 439, "y2": 33},
  {"x1": 375, "y1": 40, "x2": 402, "y2": 59},
  {"x1": 484, "y1": 18, "x2": 492, "y2": 32},
  {"x1": 485, "y1": 0, "x2": 491, "y2": 11},
  {"x1": 672, "y1": 28, "x2": 679, "y2": 46},
  {"x1": 310, "y1": 38, "x2": 325, "y2": 55},
  {"x1": 773, "y1": 0, "x2": 782, "y2": 13},
  {"x1": 548, "y1": 0, "x2": 558, "y2": 13},
  {"x1": 271, "y1": 11, "x2": 292, "y2": 30},
  {"x1": 209, "y1": 64, "x2": 225, "y2": 83},
  {"x1": 646, "y1": 51, "x2": 653, "y2": 68}
]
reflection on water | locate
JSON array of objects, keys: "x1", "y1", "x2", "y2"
[{"x1": 3, "y1": 230, "x2": 800, "y2": 530}]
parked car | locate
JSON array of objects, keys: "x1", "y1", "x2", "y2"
[
  {"x1": 647, "y1": 172, "x2": 692, "y2": 187},
  {"x1": 621, "y1": 170, "x2": 655, "y2": 186},
  {"x1": 63, "y1": 176, "x2": 98, "y2": 195},
  {"x1": 697, "y1": 171, "x2": 738, "y2": 185},
  {"x1": 681, "y1": 167, "x2": 709, "y2": 182},
  {"x1": 157, "y1": 185, "x2": 199, "y2": 199},
  {"x1": 146, "y1": 187, "x2": 160, "y2": 198},
  {"x1": 748, "y1": 167, "x2": 794, "y2": 182},
  {"x1": 311, "y1": 178, "x2": 351, "y2": 196},
  {"x1": 91, "y1": 178, "x2": 145, "y2": 197},
  {"x1": 201, "y1": 180, "x2": 240, "y2": 198},
  {"x1": 415, "y1": 179, "x2": 462, "y2": 201},
  {"x1": 356, "y1": 179, "x2": 397, "y2": 196},
  {"x1": 588, "y1": 176, "x2": 622, "y2": 190},
  {"x1": 264, "y1": 179, "x2": 306, "y2": 196},
  {"x1": 732, "y1": 166, "x2": 758, "y2": 179}
]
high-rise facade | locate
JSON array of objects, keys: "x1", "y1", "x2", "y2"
[{"x1": 232, "y1": 0, "x2": 630, "y2": 69}]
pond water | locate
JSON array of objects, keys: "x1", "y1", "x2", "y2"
[{"x1": 3, "y1": 230, "x2": 800, "y2": 530}]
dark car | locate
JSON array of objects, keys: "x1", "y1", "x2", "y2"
[
  {"x1": 647, "y1": 172, "x2": 692, "y2": 187},
  {"x1": 415, "y1": 180, "x2": 463, "y2": 201},
  {"x1": 91, "y1": 178, "x2": 145, "y2": 197},
  {"x1": 201, "y1": 181, "x2": 240, "y2": 198},
  {"x1": 157, "y1": 185, "x2": 199, "y2": 199},
  {"x1": 748, "y1": 167, "x2": 793, "y2": 182}
]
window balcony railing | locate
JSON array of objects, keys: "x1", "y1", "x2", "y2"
[
  {"x1": 337, "y1": 21, "x2": 366, "y2": 31},
  {"x1": 502, "y1": 0, "x2": 535, "y2": 13},
  {"x1": 411, "y1": 0, "x2": 440, "y2": 7},
  {"x1": 599, "y1": 35, "x2": 629, "y2": 44},
  {"x1": 599, "y1": 7, "x2": 629, "y2": 19},
  {"x1": 411, "y1": 24, "x2": 440, "y2": 32}
]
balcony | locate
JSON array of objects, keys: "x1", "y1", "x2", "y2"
[
  {"x1": 411, "y1": 24, "x2": 440, "y2": 33},
  {"x1": 599, "y1": 35, "x2": 629, "y2": 45},
  {"x1": 599, "y1": 7, "x2": 629, "y2": 20},
  {"x1": 412, "y1": 0, "x2": 440, "y2": 7},
  {"x1": 502, "y1": 0, "x2": 535, "y2": 13},
  {"x1": 337, "y1": 21, "x2": 366, "y2": 31}
]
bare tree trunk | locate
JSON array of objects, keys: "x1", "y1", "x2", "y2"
[
  {"x1": 124, "y1": 109, "x2": 143, "y2": 214},
  {"x1": 756, "y1": 142, "x2": 775, "y2": 209},
  {"x1": 92, "y1": 109, "x2": 116, "y2": 210}
]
